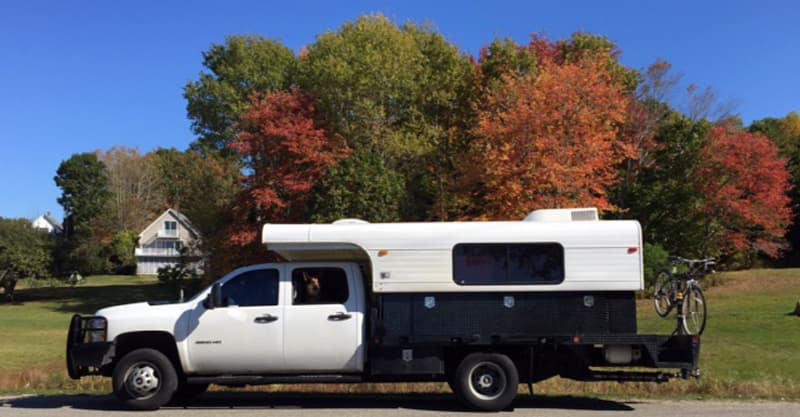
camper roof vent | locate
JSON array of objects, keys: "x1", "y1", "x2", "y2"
[
  {"x1": 523, "y1": 208, "x2": 599, "y2": 222},
  {"x1": 332, "y1": 218, "x2": 370, "y2": 225}
]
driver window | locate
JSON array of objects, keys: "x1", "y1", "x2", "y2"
[{"x1": 221, "y1": 269, "x2": 279, "y2": 307}]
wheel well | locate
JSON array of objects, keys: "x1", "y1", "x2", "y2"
[
  {"x1": 444, "y1": 346, "x2": 565, "y2": 383},
  {"x1": 111, "y1": 331, "x2": 183, "y2": 377},
  {"x1": 444, "y1": 347, "x2": 529, "y2": 376}
]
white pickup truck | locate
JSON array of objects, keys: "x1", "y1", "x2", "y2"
[{"x1": 67, "y1": 209, "x2": 700, "y2": 411}]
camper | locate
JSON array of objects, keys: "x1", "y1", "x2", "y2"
[{"x1": 67, "y1": 208, "x2": 700, "y2": 411}]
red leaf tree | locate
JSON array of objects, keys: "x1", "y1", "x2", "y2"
[
  {"x1": 228, "y1": 88, "x2": 349, "y2": 248},
  {"x1": 469, "y1": 43, "x2": 633, "y2": 219},
  {"x1": 698, "y1": 125, "x2": 792, "y2": 257}
]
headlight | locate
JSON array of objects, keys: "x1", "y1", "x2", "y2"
[{"x1": 86, "y1": 317, "x2": 107, "y2": 343}]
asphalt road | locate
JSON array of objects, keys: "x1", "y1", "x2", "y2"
[{"x1": 1, "y1": 393, "x2": 798, "y2": 417}]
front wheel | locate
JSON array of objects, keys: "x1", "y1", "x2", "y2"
[
  {"x1": 681, "y1": 285, "x2": 707, "y2": 335},
  {"x1": 112, "y1": 348, "x2": 178, "y2": 410},
  {"x1": 452, "y1": 353, "x2": 519, "y2": 411},
  {"x1": 653, "y1": 270, "x2": 675, "y2": 317}
]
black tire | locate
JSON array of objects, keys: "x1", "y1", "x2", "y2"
[
  {"x1": 653, "y1": 270, "x2": 674, "y2": 318},
  {"x1": 681, "y1": 284, "x2": 707, "y2": 335},
  {"x1": 170, "y1": 382, "x2": 209, "y2": 404},
  {"x1": 452, "y1": 353, "x2": 519, "y2": 411},
  {"x1": 112, "y1": 348, "x2": 178, "y2": 410}
]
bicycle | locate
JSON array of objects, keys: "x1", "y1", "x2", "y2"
[{"x1": 653, "y1": 256, "x2": 714, "y2": 335}]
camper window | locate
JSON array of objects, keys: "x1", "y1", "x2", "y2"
[{"x1": 453, "y1": 243, "x2": 564, "y2": 285}]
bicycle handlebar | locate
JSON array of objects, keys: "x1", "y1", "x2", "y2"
[{"x1": 669, "y1": 256, "x2": 716, "y2": 270}]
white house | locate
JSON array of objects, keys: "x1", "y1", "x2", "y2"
[
  {"x1": 135, "y1": 208, "x2": 204, "y2": 275},
  {"x1": 31, "y1": 212, "x2": 63, "y2": 235}
]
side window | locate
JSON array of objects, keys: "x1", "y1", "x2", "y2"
[
  {"x1": 221, "y1": 269, "x2": 279, "y2": 307},
  {"x1": 453, "y1": 243, "x2": 564, "y2": 285},
  {"x1": 292, "y1": 267, "x2": 349, "y2": 305}
]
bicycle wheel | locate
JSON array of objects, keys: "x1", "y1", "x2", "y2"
[
  {"x1": 653, "y1": 270, "x2": 674, "y2": 317},
  {"x1": 681, "y1": 284, "x2": 707, "y2": 335}
]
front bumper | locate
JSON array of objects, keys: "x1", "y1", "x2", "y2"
[{"x1": 66, "y1": 314, "x2": 115, "y2": 379}]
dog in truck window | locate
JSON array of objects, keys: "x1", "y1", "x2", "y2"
[{"x1": 302, "y1": 272, "x2": 322, "y2": 304}]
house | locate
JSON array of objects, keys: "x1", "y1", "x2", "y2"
[
  {"x1": 135, "y1": 208, "x2": 204, "y2": 275},
  {"x1": 31, "y1": 212, "x2": 63, "y2": 235}
]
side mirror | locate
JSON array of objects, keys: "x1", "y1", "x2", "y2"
[{"x1": 203, "y1": 283, "x2": 223, "y2": 309}]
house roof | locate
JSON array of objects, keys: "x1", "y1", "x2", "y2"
[
  {"x1": 32, "y1": 213, "x2": 63, "y2": 233},
  {"x1": 138, "y1": 208, "x2": 200, "y2": 239},
  {"x1": 43, "y1": 213, "x2": 63, "y2": 231}
]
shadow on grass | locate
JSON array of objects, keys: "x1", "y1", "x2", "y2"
[
  {"x1": 1, "y1": 392, "x2": 636, "y2": 412},
  {"x1": 5, "y1": 279, "x2": 204, "y2": 314}
]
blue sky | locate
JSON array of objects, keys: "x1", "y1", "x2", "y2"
[{"x1": 1, "y1": 1, "x2": 798, "y2": 220}]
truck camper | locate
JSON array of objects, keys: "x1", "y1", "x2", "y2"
[{"x1": 67, "y1": 208, "x2": 700, "y2": 411}]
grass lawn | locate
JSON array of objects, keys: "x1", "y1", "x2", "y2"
[
  {"x1": 0, "y1": 275, "x2": 202, "y2": 392},
  {"x1": 0, "y1": 270, "x2": 798, "y2": 399}
]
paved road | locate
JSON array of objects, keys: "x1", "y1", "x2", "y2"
[{"x1": 1, "y1": 393, "x2": 799, "y2": 417}]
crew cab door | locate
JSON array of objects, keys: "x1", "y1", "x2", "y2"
[
  {"x1": 186, "y1": 266, "x2": 286, "y2": 374},
  {"x1": 283, "y1": 265, "x2": 364, "y2": 372}
]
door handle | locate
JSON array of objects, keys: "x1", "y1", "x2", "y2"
[
  {"x1": 328, "y1": 312, "x2": 352, "y2": 321},
  {"x1": 254, "y1": 314, "x2": 278, "y2": 323}
]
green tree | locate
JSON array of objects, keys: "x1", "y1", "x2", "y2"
[
  {"x1": 311, "y1": 152, "x2": 405, "y2": 222},
  {"x1": 298, "y1": 15, "x2": 427, "y2": 161},
  {"x1": 185, "y1": 35, "x2": 297, "y2": 155},
  {"x1": 0, "y1": 218, "x2": 54, "y2": 279},
  {"x1": 298, "y1": 15, "x2": 477, "y2": 220},
  {"x1": 151, "y1": 148, "x2": 239, "y2": 280},
  {"x1": 625, "y1": 112, "x2": 711, "y2": 256},
  {"x1": 108, "y1": 230, "x2": 138, "y2": 270},
  {"x1": 54, "y1": 153, "x2": 111, "y2": 274},
  {"x1": 477, "y1": 38, "x2": 538, "y2": 87},
  {"x1": 54, "y1": 153, "x2": 110, "y2": 241}
]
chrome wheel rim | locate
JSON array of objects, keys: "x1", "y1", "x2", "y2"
[
  {"x1": 124, "y1": 362, "x2": 161, "y2": 399},
  {"x1": 467, "y1": 361, "x2": 507, "y2": 401}
]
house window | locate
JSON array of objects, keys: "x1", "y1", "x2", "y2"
[
  {"x1": 156, "y1": 241, "x2": 175, "y2": 250},
  {"x1": 164, "y1": 221, "x2": 178, "y2": 236},
  {"x1": 452, "y1": 243, "x2": 565, "y2": 285}
]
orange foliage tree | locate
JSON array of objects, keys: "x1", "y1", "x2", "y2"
[
  {"x1": 228, "y1": 88, "x2": 350, "y2": 249},
  {"x1": 698, "y1": 125, "x2": 792, "y2": 258},
  {"x1": 469, "y1": 44, "x2": 633, "y2": 219}
]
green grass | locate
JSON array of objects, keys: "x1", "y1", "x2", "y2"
[
  {"x1": 0, "y1": 269, "x2": 799, "y2": 399},
  {"x1": 638, "y1": 269, "x2": 800, "y2": 385},
  {"x1": 0, "y1": 275, "x2": 202, "y2": 375}
]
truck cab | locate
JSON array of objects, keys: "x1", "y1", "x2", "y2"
[{"x1": 69, "y1": 263, "x2": 367, "y2": 405}]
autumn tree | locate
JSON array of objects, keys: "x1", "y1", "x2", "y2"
[
  {"x1": 185, "y1": 35, "x2": 297, "y2": 156},
  {"x1": 468, "y1": 43, "x2": 632, "y2": 219},
  {"x1": 229, "y1": 88, "x2": 349, "y2": 249},
  {"x1": 95, "y1": 147, "x2": 163, "y2": 239},
  {"x1": 698, "y1": 125, "x2": 792, "y2": 260},
  {"x1": 750, "y1": 112, "x2": 800, "y2": 263}
]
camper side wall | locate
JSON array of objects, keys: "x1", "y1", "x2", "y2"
[{"x1": 376, "y1": 291, "x2": 637, "y2": 345}]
